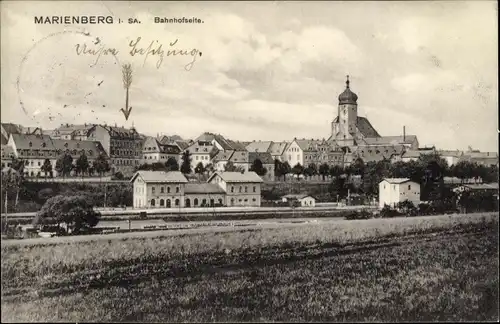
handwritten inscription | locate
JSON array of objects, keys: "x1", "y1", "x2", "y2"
[{"x1": 75, "y1": 37, "x2": 201, "y2": 71}]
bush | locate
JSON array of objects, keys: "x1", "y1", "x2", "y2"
[
  {"x1": 380, "y1": 205, "x2": 403, "y2": 218},
  {"x1": 344, "y1": 210, "x2": 373, "y2": 220}
]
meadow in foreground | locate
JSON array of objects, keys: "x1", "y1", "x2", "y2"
[{"x1": 1, "y1": 213, "x2": 498, "y2": 322}]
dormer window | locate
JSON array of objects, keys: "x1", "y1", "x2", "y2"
[
  {"x1": 64, "y1": 143, "x2": 68, "y2": 148},
  {"x1": 29, "y1": 142, "x2": 32, "y2": 147},
  {"x1": 42, "y1": 142, "x2": 46, "y2": 148}
]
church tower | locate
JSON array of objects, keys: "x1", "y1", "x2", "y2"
[{"x1": 331, "y1": 75, "x2": 358, "y2": 146}]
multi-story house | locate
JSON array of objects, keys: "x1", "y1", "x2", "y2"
[
  {"x1": 184, "y1": 140, "x2": 219, "y2": 170},
  {"x1": 284, "y1": 138, "x2": 345, "y2": 168},
  {"x1": 227, "y1": 140, "x2": 249, "y2": 172},
  {"x1": 7, "y1": 133, "x2": 108, "y2": 177},
  {"x1": 461, "y1": 150, "x2": 499, "y2": 167},
  {"x1": 142, "y1": 136, "x2": 181, "y2": 164},
  {"x1": 269, "y1": 141, "x2": 288, "y2": 162},
  {"x1": 131, "y1": 171, "x2": 188, "y2": 208},
  {"x1": 212, "y1": 150, "x2": 235, "y2": 172},
  {"x1": 207, "y1": 171, "x2": 263, "y2": 207},
  {"x1": 1, "y1": 145, "x2": 15, "y2": 169}
]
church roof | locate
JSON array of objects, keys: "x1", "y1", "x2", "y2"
[
  {"x1": 332, "y1": 116, "x2": 381, "y2": 138},
  {"x1": 338, "y1": 76, "x2": 358, "y2": 105}
]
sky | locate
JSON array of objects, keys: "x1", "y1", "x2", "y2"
[{"x1": 1, "y1": 1, "x2": 498, "y2": 152}]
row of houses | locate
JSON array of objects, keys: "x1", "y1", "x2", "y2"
[{"x1": 1, "y1": 122, "x2": 498, "y2": 179}]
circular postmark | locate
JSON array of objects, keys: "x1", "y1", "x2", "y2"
[{"x1": 16, "y1": 28, "x2": 124, "y2": 126}]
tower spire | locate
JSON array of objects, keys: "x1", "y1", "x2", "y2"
[{"x1": 346, "y1": 75, "x2": 350, "y2": 89}]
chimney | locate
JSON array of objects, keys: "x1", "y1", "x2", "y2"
[{"x1": 403, "y1": 126, "x2": 406, "y2": 141}]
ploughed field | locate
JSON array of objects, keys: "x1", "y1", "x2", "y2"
[{"x1": 1, "y1": 213, "x2": 498, "y2": 322}]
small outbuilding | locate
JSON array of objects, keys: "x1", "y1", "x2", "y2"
[
  {"x1": 379, "y1": 178, "x2": 420, "y2": 209},
  {"x1": 281, "y1": 194, "x2": 316, "y2": 207}
]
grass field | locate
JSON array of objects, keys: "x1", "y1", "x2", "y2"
[{"x1": 1, "y1": 213, "x2": 498, "y2": 322}]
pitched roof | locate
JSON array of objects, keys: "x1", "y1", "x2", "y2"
[
  {"x1": 213, "y1": 150, "x2": 234, "y2": 162},
  {"x1": 10, "y1": 134, "x2": 107, "y2": 158},
  {"x1": 463, "y1": 151, "x2": 498, "y2": 159},
  {"x1": 1, "y1": 145, "x2": 15, "y2": 159},
  {"x1": 174, "y1": 140, "x2": 191, "y2": 150},
  {"x1": 246, "y1": 141, "x2": 273, "y2": 153},
  {"x1": 362, "y1": 135, "x2": 418, "y2": 146},
  {"x1": 130, "y1": 171, "x2": 188, "y2": 183},
  {"x1": 208, "y1": 171, "x2": 264, "y2": 183},
  {"x1": 357, "y1": 117, "x2": 381, "y2": 138},
  {"x1": 103, "y1": 125, "x2": 140, "y2": 139},
  {"x1": 282, "y1": 194, "x2": 314, "y2": 200},
  {"x1": 331, "y1": 117, "x2": 381, "y2": 138},
  {"x1": 1, "y1": 123, "x2": 24, "y2": 135},
  {"x1": 381, "y1": 178, "x2": 414, "y2": 184},
  {"x1": 401, "y1": 149, "x2": 436, "y2": 159},
  {"x1": 437, "y1": 150, "x2": 464, "y2": 158},
  {"x1": 248, "y1": 152, "x2": 274, "y2": 164},
  {"x1": 184, "y1": 183, "x2": 226, "y2": 194},
  {"x1": 226, "y1": 140, "x2": 247, "y2": 151},
  {"x1": 269, "y1": 141, "x2": 288, "y2": 155},
  {"x1": 228, "y1": 150, "x2": 248, "y2": 163},
  {"x1": 159, "y1": 143, "x2": 181, "y2": 154},
  {"x1": 54, "y1": 124, "x2": 96, "y2": 136}
]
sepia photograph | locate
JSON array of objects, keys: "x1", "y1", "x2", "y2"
[{"x1": 1, "y1": 0, "x2": 498, "y2": 322}]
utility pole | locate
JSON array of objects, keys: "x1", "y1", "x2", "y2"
[{"x1": 104, "y1": 183, "x2": 107, "y2": 208}]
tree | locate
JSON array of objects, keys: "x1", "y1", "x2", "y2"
[
  {"x1": 281, "y1": 161, "x2": 291, "y2": 181},
  {"x1": 93, "y1": 153, "x2": 111, "y2": 180},
  {"x1": 180, "y1": 150, "x2": 192, "y2": 174},
  {"x1": 250, "y1": 158, "x2": 267, "y2": 176},
  {"x1": 1, "y1": 168, "x2": 19, "y2": 230},
  {"x1": 329, "y1": 165, "x2": 343, "y2": 179},
  {"x1": 319, "y1": 163, "x2": 330, "y2": 181},
  {"x1": 165, "y1": 157, "x2": 179, "y2": 171},
  {"x1": 303, "y1": 163, "x2": 317, "y2": 180},
  {"x1": 205, "y1": 163, "x2": 215, "y2": 175},
  {"x1": 292, "y1": 163, "x2": 304, "y2": 180},
  {"x1": 195, "y1": 162, "x2": 205, "y2": 177},
  {"x1": 55, "y1": 153, "x2": 73, "y2": 179},
  {"x1": 33, "y1": 195, "x2": 101, "y2": 234},
  {"x1": 41, "y1": 159, "x2": 53, "y2": 180},
  {"x1": 114, "y1": 171, "x2": 124, "y2": 180},
  {"x1": 75, "y1": 153, "x2": 89, "y2": 178},
  {"x1": 10, "y1": 157, "x2": 25, "y2": 208},
  {"x1": 224, "y1": 161, "x2": 244, "y2": 173}
]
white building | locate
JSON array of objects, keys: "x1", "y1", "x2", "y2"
[
  {"x1": 207, "y1": 171, "x2": 263, "y2": 207},
  {"x1": 282, "y1": 194, "x2": 316, "y2": 207},
  {"x1": 379, "y1": 178, "x2": 420, "y2": 208}
]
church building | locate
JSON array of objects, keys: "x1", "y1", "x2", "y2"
[{"x1": 328, "y1": 76, "x2": 419, "y2": 163}]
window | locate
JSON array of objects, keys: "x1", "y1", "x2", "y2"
[
  {"x1": 231, "y1": 186, "x2": 234, "y2": 193},
  {"x1": 239, "y1": 187, "x2": 242, "y2": 193},
  {"x1": 245, "y1": 186, "x2": 248, "y2": 193},
  {"x1": 160, "y1": 187, "x2": 164, "y2": 193},
  {"x1": 176, "y1": 187, "x2": 179, "y2": 193},
  {"x1": 253, "y1": 186, "x2": 256, "y2": 193},
  {"x1": 150, "y1": 199, "x2": 156, "y2": 207},
  {"x1": 194, "y1": 198, "x2": 199, "y2": 206},
  {"x1": 152, "y1": 186, "x2": 156, "y2": 194},
  {"x1": 408, "y1": 185, "x2": 411, "y2": 190},
  {"x1": 175, "y1": 199, "x2": 180, "y2": 206},
  {"x1": 167, "y1": 199, "x2": 171, "y2": 208},
  {"x1": 167, "y1": 187, "x2": 171, "y2": 193},
  {"x1": 252, "y1": 198, "x2": 256, "y2": 202},
  {"x1": 202, "y1": 199, "x2": 207, "y2": 205},
  {"x1": 218, "y1": 198, "x2": 223, "y2": 205},
  {"x1": 160, "y1": 199, "x2": 165, "y2": 207}
]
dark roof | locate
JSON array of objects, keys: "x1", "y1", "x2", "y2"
[
  {"x1": 362, "y1": 135, "x2": 417, "y2": 146},
  {"x1": 338, "y1": 77, "x2": 358, "y2": 105},
  {"x1": 130, "y1": 171, "x2": 188, "y2": 183},
  {"x1": 226, "y1": 140, "x2": 247, "y2": 151},
  {"x1": 159, "y1": 143, "x2": 181, "y2": 154},
  {"x1": 208, "y1": 171, "x2": 263, "y2": 183},
  {"x1": 184, "y1": 183, "x2": 226, "y2": 194},
  {"x1": 174, "y1": 140, "x2": 191, "y2": 150},
  {"x1": 10, "y1": 134, "x2": 107, "y2": 159},
  {"x1": 331, "y1": 116, "x2": 381, "y2": 138},
  {"x1": 248, "y1": 152, "x2": 274, "y2": 164},
  {"x1": 103, "y1": 125, "x2": 141, "y2": 139},
  {"x1": 213, "y1": 150, "x2": 234, "y2": 162}
]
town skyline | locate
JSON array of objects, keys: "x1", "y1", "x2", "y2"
[{"x1": 1, "y1": 1, "x2": 497, "y2": 152}]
